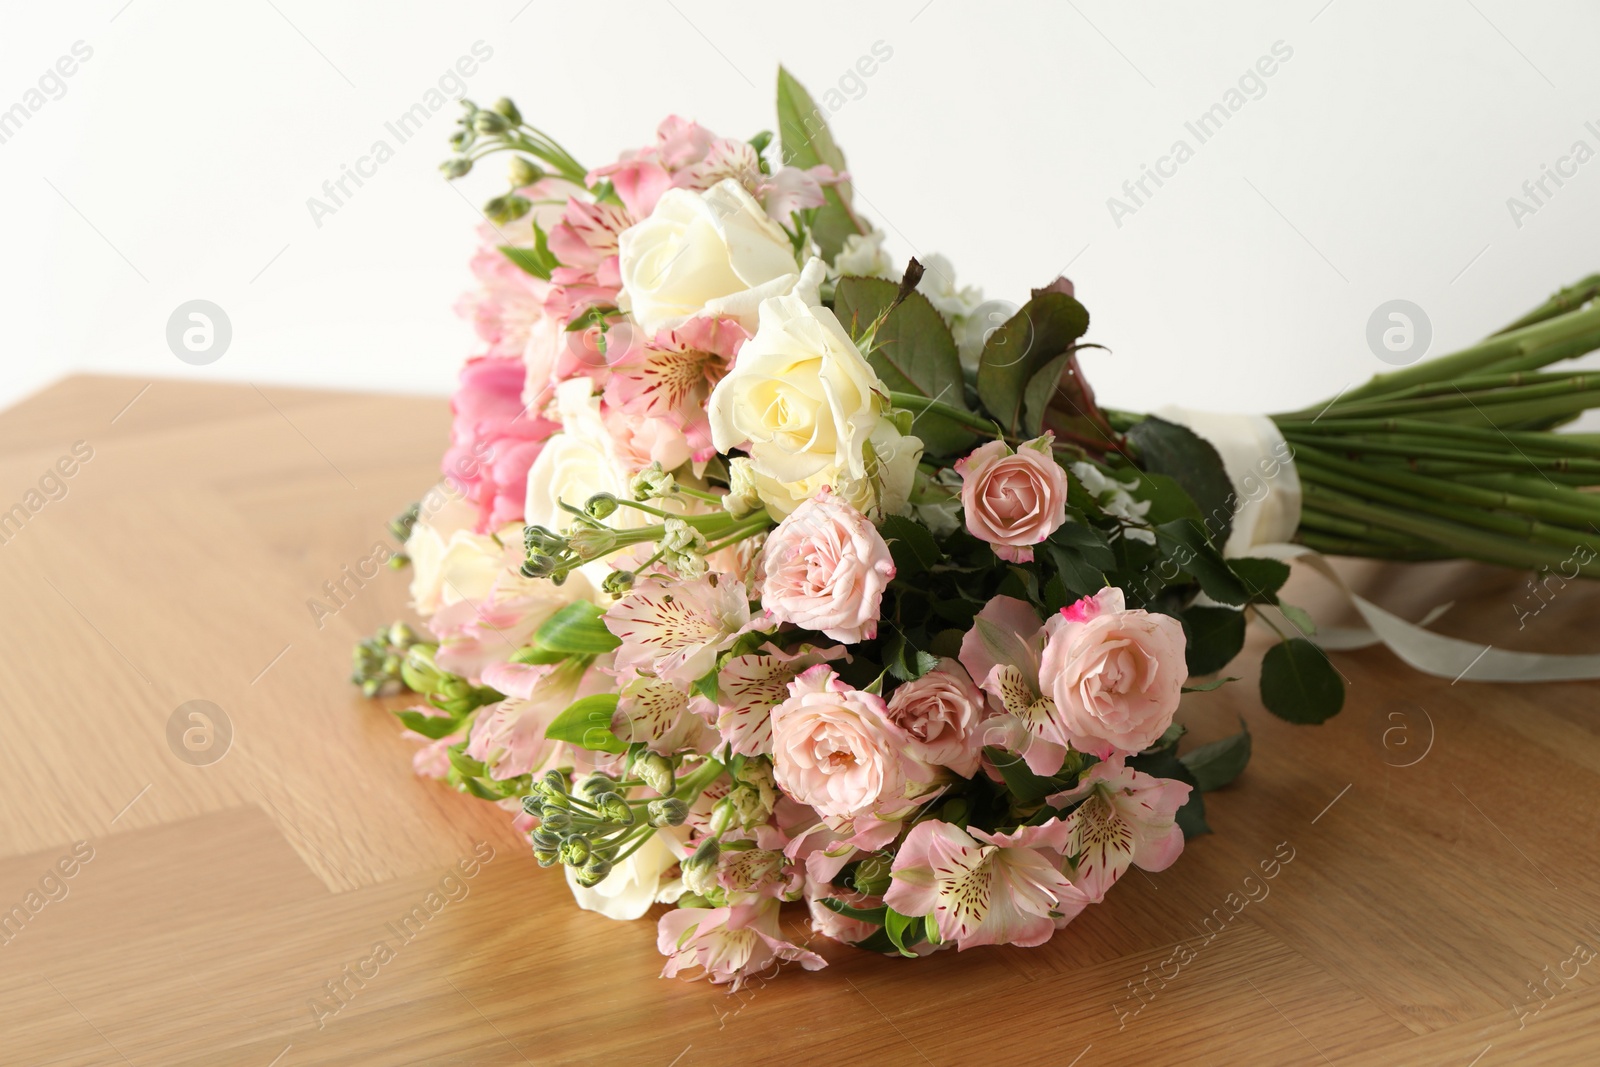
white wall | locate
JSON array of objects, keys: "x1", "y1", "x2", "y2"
[{"x1": 4, "y1": 0, "x2": 1598, "y2": 420}]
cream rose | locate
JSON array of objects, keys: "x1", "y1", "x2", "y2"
[
  {"x1": 566, "y1": 824, "x2": 687, "y2": 921},
  {"x1": 707, "y1": 261, "x2": 920, "y2": 517},
  {"x1": 955, "y1": 435, "x2": 1070, "y2": 563},
  {"x1": 405, "y1": 496, "x2": 512, "y2": 616},
  {"x1": 769, "y1": 665, "x2": 911, "y2": 819},
  {"x1": 1038, "y1": 588, "x2": 1187, "y2": 758},
  {"x1": 617, "y1": 179, "x2": 802, "y2": 335},
  {"x1": 759, "y1": 490, "x2": 894, "y2": 643}
]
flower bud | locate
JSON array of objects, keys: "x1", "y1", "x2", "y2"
[
  {"x1": 575, "y1": 857, "x2": 613, "y2": 887},
  {"x1": 440, "y1": 156, "x2": 473, "y2": 179},
  {"x1": 630, "y1": 463, "x2": 675, "y2": 501},
  {"x1": 540, "y1": 770, "x2": 569, "y2": 796},
  {"x1": 602, "y1": 570, "x2": 636, "y2": 597},
  {"x1": 647, "y1": 797, "x2": 689, "y2": 827},
  {"x1": 577, "y1": 774, "x2": 615, "y2": 799},
  {"x1": 539, "y1": 809, "x2": 572, "y2": 832},
  {"x1": 568, "y1": 525, "x2": 619, "y2": 561},
  {"x1": 492, "y1": 97, "x2": 522, "y2": 124},
  {"x1": 596, "y1": 793, "x2": 634, "y2": 825},
  {"x1": 534, "y1": 848, "x2": 560, "y2": 868},
  {"x1": 584, "y1": 493, "x2": 620, "y2": 519},
  {"x1": 722, "y1": 458, "x2": 763, "y2": 519},
  {"x1": 708, "y1": 798, "x2": 736, "y2": 837},
  {"x1": 530, "y1": 827, "x2": 561, "y2": 851},
  {"x1": 473, "y1": 110, "x2": 509, "y2": 134},
  {"x1": 685, "y1": 837, "x2": 720, "y2": 872},
  {"x1": 508, "y1": 156, "x2": 542, "y2": 188},
  {"x1": 634, "y1": 752, "x2": 675, "y2": 797},
  {"x1": 559, "y1": 836, "x2": 592, "y2": 867},
  {"x1": 852, "y1": 853, "x2": 893, "y2": 897},
  {"x1": 521, "y1": 795, "x2": 544, "y2": 819}
]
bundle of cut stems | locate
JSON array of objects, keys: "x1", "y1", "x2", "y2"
[{"x1": 1269, "y1": 275, "x2": 1600, "y2": 577}]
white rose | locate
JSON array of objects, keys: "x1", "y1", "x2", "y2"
[
  {"x1": 617, "y1": 179, "x2": 802, "y2": 335},
  {"x1": 404, "y1": 497, "x2": 512, "y2": 615},
  {"x1": 831, "y1": 228, "x2": 897, "y2": 279},
  {"x1": 709, "y1": 260, "x2": 918, "y2": 517},
  {"x1": 565, "y1": 826, "x2": 687, "y2": 920}
]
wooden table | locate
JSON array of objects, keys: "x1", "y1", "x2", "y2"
[{"x1": 2, "y1": 375, "x2": 1597, "y2": 1066}]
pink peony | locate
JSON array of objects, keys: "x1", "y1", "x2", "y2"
[
  {"x1": 954, "y1": 435, "x2": 1070, "y2": 563},
  {"x1": 443, "y1": 356, "x2": 559, "y2": 532},
  {"x1": 768, "y1": 665, "x2": 914, "y2": 820},
  {"x1": 884, "y1": 659, "x2": 987, "y2": 778},
  {"x1": 760, "y1": 490, "x2": 894, "y2": 643},
  {"x1": 1038, "y1": 588, "x2": 1187, "y2": 757},
  {"x1": 656, "y1": 898, "x2": 825, "y2": 990},
  {"x1": 884, "y1": 818, "x2": 1090, "y2": 950},
  {"x1": 1047, "y1": 758, "x2": 1190, "y2": 901}
]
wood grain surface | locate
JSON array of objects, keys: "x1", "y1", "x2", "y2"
[{"x1": 2, "y1": 375, "x2": 1597, "y2": 1067}]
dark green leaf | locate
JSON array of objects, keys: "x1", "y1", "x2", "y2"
[
  {"x1": 851, "y1": 928, "x2": 899, "y2": 954},
  {"x1": 535, "y1": 601, "x2": 621, "y2": 655},
  {"x1": 1229, "y1": 557, "x2": 1291, "y2": 604},
  {"x1": 983, "y1": 745, "x2": 1066, "y2": 805},
  {"x1": 1130, "y1": 471, "x2": 1204, "y2": 526},
  {"x1": 1180, "y1": 605, "x2": 1247, "y2": 676},
  {"x1": 1180, "y1": 718, "x2": 1252, "y2": 791},
  {"x1": 545, "y1": 694, "x2": 626, "y2": 753},
  {"x1": 976, "y1": 291, "x2": 1091, "y2": 435},
  {"x1": 775, "y1": 67, "x2": 862, "y2": 260},
  {"x1": 1022, "y1": 351, "x2": 1072, "y2": 439},
  {"x1": 1126, "y1": 416, "x2": 1235, "y2": 548},
  {"x1": 1259, "y1": 639, "x2": 1344, "y2": 723},
  {"x1": 819, "y1": 897, "x2": 888, "y2": 925},
  {"x1": 834, "y1": 278, "x2": 974, "y2": 456},
  {"x1": 1154, "y1": 520, "x2": 1249, "y2": 606},
  {"x1": 879, "y1": 514, "x2": 942, "y2": 577}
]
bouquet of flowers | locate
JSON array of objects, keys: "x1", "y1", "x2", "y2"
[{"x1": 352, "y1": 70, "x2": 1600, "y2": 988}]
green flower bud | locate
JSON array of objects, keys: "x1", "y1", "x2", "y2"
[
  {"x1": 708, "y1": 798, "x2": 735, "y2": 837},
  {"x1": 508, "y1": 156, "x2": 541, "y2": 187},
  {"x1": 940, "y1": 796, "x2": 971, "y2": 827},
  {"x1": 647, "y1": 797, "x2": 689, "y2": 827},
  {"x1": 578, "y1": 774, "x2": 615, "y2": 798},
  {"x1": 492, "y1": 97, "x2": 522, "y2": 124},
  {"x1": 530, "y1": 827, "x2": 561, "y2": 851},
  {"x1": 539, "y1": 809, "x2": 572, "y2": 832},
  {"x1": 575, "y1": 856, "x2": 613, "y2": 887},
  {"x1": 521, "y1": 795, "x2": 544, "y2": 819},
  {"x1": 634, "y1": 752, "x2": 675, "y2": 797},
  {"x1": 534, "y1": 848, "x2": 560, "y2": 868},
  {"x1": 602, "y1": 570, "x2": 636, "y2": 597},
  {"x1": 596, "y1": 793, "x2": 634, "y2": 825},
  {"x1": 559, "y1": 836, "x2": 592, "y2": 867},
  {"x1": 440, "y1": 156, "x2": 473, "y2": 179},
  {"x1": 540, "y1": 770, "x2": 569, "y2": 796},
  {"x1": 684, "y1": 837, "x2": 720, "y2": 872},
  {"x1": 568, "y1": 525, "x2": 619, "y2": 561},
  {"x1": 585, "y1": 493, "x2": 620, "y2": 519},
  {"x1": 473, "y1": 110, "x2": 509, "y2": 134}
]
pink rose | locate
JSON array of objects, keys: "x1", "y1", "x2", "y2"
[
  {"x1": 760, "y1": 490, "x2": 894, "y2": 643},
  {"x1": 443, "y1": 356, "x2": 559, "y2": 532},
  {"x1": 769, "y1": 665, "x2": 912, "y2": 820},
  {"x1": 884, "y1": 659, "x2": 987, "y2": 777},
  {"x1": 954, "y1": 435, "x2": 1069, "y2": 562},
  {"x1": 1038, "y1": 588, "x2": 1187, "y2": 758}
]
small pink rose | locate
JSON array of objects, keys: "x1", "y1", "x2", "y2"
[
  {"x1": 1038, "y1": 588, "x2": 1187, "y2": 757},
  {"x1": 769, "y1": 665, "x2": 910, "y2": 820},
  {"x1": 884, "y1": 659, "x2": 987, "y2": 778},
  {"x1": 759, "y1": 489, "x2": 894, "y2": 643},
  {"x1": 954, "y1": 435, "x2": 1070, "y2": 563}
]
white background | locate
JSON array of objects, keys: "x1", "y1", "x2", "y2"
[{"x1": 4, "y1": 0, "x2": 1598, "y2": 419}]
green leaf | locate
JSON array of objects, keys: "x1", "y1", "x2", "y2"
[
  {"x1": 395, "y1": 708, "x2": 461, "y2": 740},
  {"x1": 1259, "y1": 639, "x2": 1344, "y2": 724},
  {"x1": 1131, "y1": 471, "x2": 1204, "y2": 526},
  {"x1": 545, "y1": 694, "x2": 626, "y2": 753},
  {"x1": 447, "y1": 744, "x2": 486, "y2": 778},
  {"x1": 923, "y1": 912, "x2": 941, "y2": 946},
  {"x1": 1180, "y1": 605, "x2": 1247, "y2": 676},
  {"x1": 1181, "y1": 676, "x2": 1238, "y2": 693},
  {"x1": 976, "y1": 291, "x2": 1091, "y2": 435},
  {"x1": 883, "y1": 908, "x2": 926, "y2": 957},
  {"x1": 1154, "y1": 519, "x2": 1249, "y2": 606},
  {"x1": 983, "y1": 745, "x2": 1066, "y2": 805},
  {"x1": 1126, "y1": 416, "x2": 1235, "y2": 548},
  {"x1": 1180, "y1": 718, "x2": 1252, "y2": 791},
  {"x1": 1229, "y1": 557, "x2": 1292, "y2": 604},
  {"x1": 1022, "y1": 351, "x2": 1073, "y2": 439},
  {"x1": 1277, "y1": 601, "x2": 1318, "y2": 637},
  {"x1": 534, "y1": 601, "x2": 621, "y2": 655},
  {"x1": 850, "y1": 928, "x2": 899, "y2": 954},
  {"x1": 834, "y1": 276, "x2": 976, "y2": 456},
  {"x1": 819, "y1": 897, "x2": 888, "y2": 925},
  {"x1": 499, "y1": 225, "x2": 558, "y2": 280},
  {"x1": 775, "y1": 67, "x2": 862, "y2": 260},
  {"x1": 879, "y1": 514, "x2": 942, "y2": 577}
]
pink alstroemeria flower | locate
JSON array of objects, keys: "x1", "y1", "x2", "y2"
[
  {"x1": 603, "y1": 571, "x2": 752, "y2": 687},
  {"x1": 1047, "y1": 758, "x2": 1191, "y2": 902},
  {"x1": 957, "y1": 595, "x2": 1068, "y2": 777},
  {"x1": 884, "y1": 818, "x2": 1090, "y2": 950},
  {"x1": 656, "y1": 898, "x2": 826, "y2": 991}
]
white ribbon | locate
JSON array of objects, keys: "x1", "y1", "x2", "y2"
[{"x1": 1155, "y1": 407, "x2": 1600, "y2": 683}]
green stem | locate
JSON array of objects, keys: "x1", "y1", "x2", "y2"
[{"x1": 888, "y1": 391, "x2": 1004, "y2": 438}]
